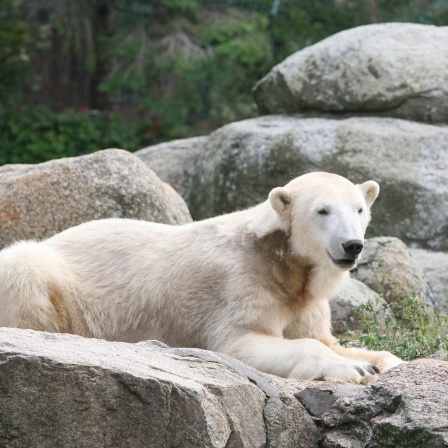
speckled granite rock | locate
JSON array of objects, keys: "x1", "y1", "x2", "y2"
[
  {"x1": 352, "y1": 237, "x2": 435, "y2": 311},
  {"x1": 253, "y1": 23, "x2": 448, "y2": 124},
  {"x1": 0, "y1": 149, "x2": 192, "y2": 249},
  {"x1": 187, "y1": 115, "x2": 448, "y2": 251},
  {"x1": 319, "y1": 359, "x2": 448, "y2": 447},
  {"x1": 0, "y1": 328, "x2": 319, "y2": 448},
  {"x1": 410, "y1": 248, "x2": 448, "y2": 311},
  {"x1": 331, "y1": 278, "x2": 384, "y2": 335},
  {"x1": 1, "y1": 328, "x2": 446, "y2": 448},
  {"x1": 135, "y1": 136, "x2": 208, "y2": 200}
]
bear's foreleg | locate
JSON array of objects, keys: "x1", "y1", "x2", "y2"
[
  {"x1": 322, "y1": 341, "x2": 404, "y2": 373},
  {"x1": 224, "y1": 333, "x2": 380, "y2": 384}
]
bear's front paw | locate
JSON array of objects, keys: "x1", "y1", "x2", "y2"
[{"x1": 322, "y1": 360, "x2": 380, "y2": 384}]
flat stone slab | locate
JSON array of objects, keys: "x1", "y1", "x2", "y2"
[
  {"x1": 0, "y1": 328, "x2": 319, "y2": 448},
  {"x1": 1, "y1": 328, "x2": 446, "y2": 447},
  {"x1": 254, "y1": 23, "x2": 448, "y2": 124}
]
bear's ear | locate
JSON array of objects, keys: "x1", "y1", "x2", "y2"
[
  {"x1": 269, "y1": 187, "x2": 292, "y2": 215},
  {"x1": 357, "y1": 180, "x2": 380, "y2": 207}
]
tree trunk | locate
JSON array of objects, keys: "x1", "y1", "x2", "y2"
[{"x1": 90, "y1": 0, "x2": 114, "y2": 111}]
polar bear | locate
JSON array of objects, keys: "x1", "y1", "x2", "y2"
[{"x1": 0, "y1": 172, "x2": 402, "y2": 383}]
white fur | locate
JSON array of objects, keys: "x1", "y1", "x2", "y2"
[{"x1": 0, "y1": 172, "x2": 402, "y2": 383}]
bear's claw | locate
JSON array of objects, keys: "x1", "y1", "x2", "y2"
[{"x1": 365, "y1": 364, "x2": 380, "y2": 375}]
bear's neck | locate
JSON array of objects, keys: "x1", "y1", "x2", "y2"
[
  {"x1": 252, "y1": 229, "x2": 348, "y2": 301},
  {"x1": 241, "y1": 202, "x2": 348, "y2": 301}
]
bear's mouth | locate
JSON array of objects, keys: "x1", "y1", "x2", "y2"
[{"x1": 327, "y1": 252, "x2": 357, "y2": 268}]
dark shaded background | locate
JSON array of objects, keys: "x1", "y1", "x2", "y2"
[{"x1": 1, "y1": 0, "x2": 447, "y2": 164}]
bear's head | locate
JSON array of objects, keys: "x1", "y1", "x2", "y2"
[{"x1": 269, "y1": 172, "x2": 379, "y2": 271}]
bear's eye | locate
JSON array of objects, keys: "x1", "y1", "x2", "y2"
[
  {"x1": 358, "y1": 208, "x2": 363, "y2": 214},
  {"x1": 318, "y1": 209, "x2": 329, "y2": 216}
]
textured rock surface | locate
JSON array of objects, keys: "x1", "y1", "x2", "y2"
[
  {"x1": 295, "y1": 384, "x2": 360, "y2": 418},
  {"x1": 352, "y1": 237, "x2": 435, "y2": 311},
  {"x1": 331, "y1": 278, "x2": 384, "y2": 335},
  {"x1": 188, "y1": 115, "x2": 299, "y2": 219},
  {"x1": 188, "y1": 115, "x2": 448, "y2": 251},
  {"x1": 0, "y1": 328, "x2": 319, "y2": 448},
  {"x1": 410, "y1": 248, "x2": 448, "y2": 311},
  {"x1": 253, "y1": 23, "x2": 448, "y2": 123},
  {"x1": 0, "y1": 149, "x2": 192, "y2": 249},
  {"x1": 135, "y1": 136, "x2": 208, "y2": 200},
  {"x1": 319, "y1": 359, "x2": 448, "y2": 447},
  {"x1": 0, "y1": 329, "x2": 446, "y2": 447}
]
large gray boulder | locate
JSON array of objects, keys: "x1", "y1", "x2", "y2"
[
  {"x1": 352, "y1": 237, "x2": 436, "y2": 311},
  {"x1": 0, "y1": 328, "x2": 319, "y2": 448},
  {"x1": 135, "y1": 136, "x2": 208, "y2": 200},
  {"x1": 0, "y1": 149, "x2": 192, "y2": 249},
  {"x1": 1, "y1": 328, "x2": 447, "y2": 447},
  {"x1": 317, "y1": 359, "x2": 448, "y2": 447},
  {"x1": 330, "y1": 278, "x2": 384, "y2": 335},
  {"x1": 410, "y1": 248, "x2": 448, "y2": 311},
  {"x1": 187, "y1": 115, "x2": 448, "y2": 251},
  {"x1": 188, "y1": 115, "x2": 299, "y2": 219},
  {"x1": 253, "y1": 23, "x2": 448, "y2": 124}
]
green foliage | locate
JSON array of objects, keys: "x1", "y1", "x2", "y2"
[
  {"x1": 2, "y1": 0, "x2": 448, "y2": 162},
  {"x1": 100, "y1": 4, "x2": 272, "y2": 139},
  {"x1": 340, "y1": 297, "x2": 448, "y2": 361},
  {"x1": 0, "y1": 0, "x2": 30, "y2": 103},
  {"x1": 0, "y1": 106, "x2": 152, "y2": 165},
  {"x1": 155, "y1": 0, "x2": 199, "y2": 13},
  {"x1": 269, "y1": 0, "x2": 448, "y2": 61}
]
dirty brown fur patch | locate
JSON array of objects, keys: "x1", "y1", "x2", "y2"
[
  {"x1": 48, "y1": 285, "x2": 73, "y2": 333},
  {"x1": 252, "y1": 229, "x2": 315, "y2": 307}
]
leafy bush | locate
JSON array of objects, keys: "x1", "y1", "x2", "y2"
[
  {"x1": 0, "y1": 106, "x2": 152, "y2": 165},
  {"x1": 99, "y1": 4, "x2": 272, "y2": 140},
  {"x1": 340, "y1": 297, "x2": 448, "y2": 361},
  {"x1": 0, "y1": 0, "x2": 30, "y2": 104}
]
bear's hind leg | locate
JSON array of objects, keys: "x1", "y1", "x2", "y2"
[{"x1": 0, "y1": 241, "x2": 73, "y2": 333}]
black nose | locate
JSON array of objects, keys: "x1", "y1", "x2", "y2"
[{"x1": 342, "y1": 240, "x2": 364, "y2": 257}]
